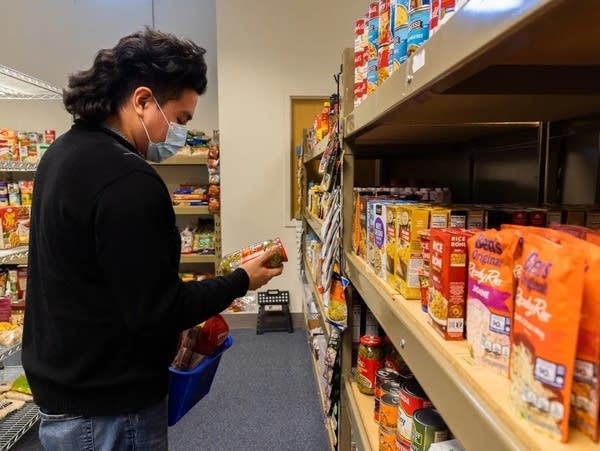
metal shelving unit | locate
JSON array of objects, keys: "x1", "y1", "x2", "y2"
[
  {"x1": 173, "y1": 205, "x2": 210, "y2": 216},
  {"x1": 0, "y1": 367, "x2": 38, "y2": 451},
  {"x1": 0, "y1": 162, "x2": 37, "y2": 173},
  {"x1": 0, "y1": 248, "x2": 27, "y2": 266},
  {"x1": 339, "y1": 1, "x2": 600, "y2": 450},
  {"x1": 0, "y1": 403, "x2": 38, "y2": 451},
  {"x1": 345, "y1": 0, "x2": 600, "y2": 147},
  {"x1": 0, "y1": 64, "x2": 61, "y2": 100},
  {"x1": 150, "y1": 153, "x2": 208, "y2": 166}
]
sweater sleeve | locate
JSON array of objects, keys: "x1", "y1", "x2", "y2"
[{"x1": 93, "y1": 171, "x2": 249, "y2": 334}]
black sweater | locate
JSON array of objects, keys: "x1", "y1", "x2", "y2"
[{"x1": 22, "y1": 121, "x2": 248, "y2": 415}]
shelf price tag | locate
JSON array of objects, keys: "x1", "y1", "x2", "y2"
[{"x1": 412, "y1": 49, "x2": 426, "y2": 74}]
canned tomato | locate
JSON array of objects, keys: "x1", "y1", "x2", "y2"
[
  {"x1": 407, "y1": 6, "x2": 430, "y2": 57},
  {"x1": 374, "y1": 369, "x2": 399, "y2": 421},
  {"x1": 396, "y1": 433, "x2": 412, "y2": 451},
  {"x1": 379, "y1": 425, "x2": 396, "y2": 451},
  {"x1": 397, "y1": 380, "x2": 432, "y2": 442},
  {"x1": 411, "y1": 408, "x2": 450, "y2": 451},
  {"x1": 380, "y1": 393, "x2": 400, "y2": 429}
]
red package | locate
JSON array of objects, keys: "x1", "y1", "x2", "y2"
[{"x1": 193, "y1": 315, "x2": 229, "y2": 356}]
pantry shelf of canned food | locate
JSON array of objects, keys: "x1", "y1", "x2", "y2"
[{"x1": 329, "y1": 1, "x2": 600, "y2": 451}]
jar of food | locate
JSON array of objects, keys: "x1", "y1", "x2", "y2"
[
  {"x1": 220, "y1": 238, "x2": 288, "y2": 274},
  {"x1": 357, "y1": 335, "x2": 383, "y2": 395}
]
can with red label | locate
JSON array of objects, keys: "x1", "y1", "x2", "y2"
[
  {"x1": 357, "y1": 335, "x2": 383, "y2": 395},
  {"x1": 397, "y1": 379, "x2": 433, "y2": 442},
  {"x1": 377, "y1": 44, "x2": 391, "y2": 85},
  {"x1": 44, "y1": 130, "x2": 56, "y2": 144}
]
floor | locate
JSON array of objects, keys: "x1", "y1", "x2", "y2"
[{"x1": 9, "y1": 328, "x2": 329, "y2": 451}]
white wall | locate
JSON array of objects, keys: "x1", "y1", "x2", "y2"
[
  {"x1": 0, "y1": 0, "x2": 218, "y2": 134},
  {"x1": 217, "y1": 1, "x2": 366, "y2": 312}
]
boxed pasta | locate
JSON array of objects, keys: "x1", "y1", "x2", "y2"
[
  {"x1": 394, "y1": 205, "x2": 429, "y2": 299},
  {"x1": 510, "y1": 233, "x2": 585, "y2": 443},
  {"x1": 428, "y1": 229, "x2": 469, "y2": 340},
  {"x1": 466, "y1": 229, "x2": 521, "y2": 376}
]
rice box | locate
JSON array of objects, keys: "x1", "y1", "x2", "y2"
[
  {"x1": 429, "y1": 207, "x2": 449, "y2": 229},
  {"x1": 395, "y1": 205, "x2": 429, "y2": 299},
  {"x1": 368, "y1": 201, "x2": 398, "y2": 279},
  {"x1": 428, "y1": 229, "x2": 468, "y2": 340}
]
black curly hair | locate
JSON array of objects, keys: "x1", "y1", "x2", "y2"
[{"x1": 63, "y1": 27, "x2": 207, "y2": 123}]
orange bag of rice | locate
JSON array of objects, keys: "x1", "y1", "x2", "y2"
[
  {"x1": 466, "y1": 229, "x2": 521, "y2": 376},
  {"x1": 509, "y1": 232, "x2": 585, "y2": 443},
  {"x1": 504, "y1": 225, "x2": 600, "y2": 441}
]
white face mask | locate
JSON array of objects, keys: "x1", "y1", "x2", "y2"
[{"x1": 140, "y1": 97, "x2": 187, "y2": 162}]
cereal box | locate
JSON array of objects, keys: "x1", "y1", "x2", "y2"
[
  {"x1": 466, "y1": 229, "x2": 521, "y2": 376},
  {"x1": 0, "y1": 206, "x2": 29, "y2": 249},
  {"x1": 395, "y1": 205, "x2": 429, "y2": 299},
  {"x1": 391, "y1": 0, "x2": 409, "y2": 69},
  {"x1": 378, "y1": 0, "x2": 393, "y2": 47},
  {"x1": 428, "y1": 229, "x2": 468, "y2": 340}
]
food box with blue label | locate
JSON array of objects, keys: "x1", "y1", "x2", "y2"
[{"x1": 367, "y1": 200, "x2": 398, "y2": 279}]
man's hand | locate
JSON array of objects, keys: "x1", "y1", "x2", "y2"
[{"x1": 240, "y1": 247, "x2": 284, "y2": 291}]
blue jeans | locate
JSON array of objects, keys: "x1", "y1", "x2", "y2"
[{"x1": 38, "y1": 398, "x2": 168, "y2": 451}]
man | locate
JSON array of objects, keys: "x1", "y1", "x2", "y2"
[{"x1": 22, "y1": 28, "x2": 283, "y2": 450}]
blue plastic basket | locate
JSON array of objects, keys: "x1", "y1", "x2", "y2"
[{"x1": 168, "y1": 335, "x2": 233, "y2": 426}]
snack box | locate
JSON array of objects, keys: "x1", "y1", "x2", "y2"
[
  {"x1": 394, "y1": 205, "x2": 430, "y2": 299},
  {"x1": 428, "y1": 228, "x2": 471, "y2": 340},
  {"x1": 0, "y1": 206, "x2": 29, "y2": 250},
  {"x1": 428, "y1": 207, "x2": 449, "y2": 229}
]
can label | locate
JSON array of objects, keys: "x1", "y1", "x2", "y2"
[
  {"x1": 368, "y1": 2, "x2": 380, "y2": 63},
  {"x1": 430, "y1": 0, "x2": 441, "y2": 34},
  {"x1": 380, "y1": 394, "x2": 400, "y2": 428},
  {"x1": 377, "y1": 44, "x2": 391, "y2": 85},
  {"x1": 396, "y1": 434, "x2": 412, "y2": 451},
  {"x1": 379, "y1": 426, "x2": 396, "y2": 451},
  {"x1": 358, "y1": 355, "x2": 382, "y2": 391},
  {"x1": 392, "y1": 26, "x2": 409, "y2": 68},
  {"x1": 411, "y1": 422, "x2": 449, "y2": 451},
  {"x1": 379, "y1": 0, "x2": 393, "y2": 46},
  {"x1": 407, "y1": 6, "x2": 430, "y2": 57},
  {"x1": 367, "y1": 58, "x2": 378, "y2": 94},
  {"x1": 397, "y1": 387, "x2": 432, "y2": 441}
]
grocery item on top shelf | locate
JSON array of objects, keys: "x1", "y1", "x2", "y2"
[
  {"x1": 326, "y1": 272, "x2": 349, "y2": 326},
  {"x1": 186, "y1": 129, "x2": 211, "y2": 148},
  {"x1": 428, "y1": 228, "x2": 472, "y2": 340},
  {"x1": 510, "y1": 233, "x2": 585, "y2": 443},
  {"x1": 0, "y1": 129, "x2": 52, "y2": 163},
  {"x1": 172, "y1": 184, "x2": 208, "y2": 207},
  {"x1": 220, "y1": 238, "x2": 287, "y2": 274},
  {"x1": 466, "y1": 229, "x2": 521, "y2": 376}
]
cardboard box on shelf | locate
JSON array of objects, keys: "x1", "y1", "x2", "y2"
[
  {"x1": 395, "y1": 205, "x2": 429, "y2": 299},
  {"x1": 0, "y1": 206, "x2": 29, "y2": 249}
]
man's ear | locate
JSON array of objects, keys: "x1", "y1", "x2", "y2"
[{"x1": 132, "y1": 87, "x2": 153, "y2": 117}]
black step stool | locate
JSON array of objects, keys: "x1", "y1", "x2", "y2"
[{"x1": 256, "y1": 289, "x2": 293, "y2": 334}]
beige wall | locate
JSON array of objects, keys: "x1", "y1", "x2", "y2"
[
  {"x1": 217, "y1": 1, "x2": 366, "y2": 312},
  {"x1": 0, "y1": 0, "x2": 218, "y2": 134}
]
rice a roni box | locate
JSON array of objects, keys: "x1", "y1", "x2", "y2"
[
  {"x1": 395, "y1": 205, "x2": 429, "y2": 299},
  {"x1": 428, "y1": 229, "x2": 470, "y2": 340}
]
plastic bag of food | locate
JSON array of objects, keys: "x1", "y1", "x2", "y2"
[
  {"x1": 326, "y1": 273, "x2": 349, "y2": 327},
  {"x1": 510, "y1": 232, "x2": 585, "y2": 443},
  {"x1": 220, "y1": 238, "x2": 287, "y2": 274},
  {"x1": 466, "y1": 229, "x2": 521, "y2": 376},
  {"x1": 10, "y1": 375, "x2": 31, "y2": 395}
]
